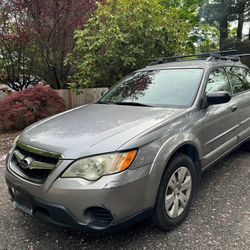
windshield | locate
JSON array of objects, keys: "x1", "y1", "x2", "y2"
[{"x1": 99, "y1": 69, "x2": 203, "y2": 107}]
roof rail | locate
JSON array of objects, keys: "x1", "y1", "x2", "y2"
[
  {"x1": 148, "y1": 50, "x2": 237, "y2": 65},
  {"x1": 235, "y1": 54, "x2": 250, "y2": 58},
  {"x1": 207, "y1": 53, "x2": 250, "y2": 62}
]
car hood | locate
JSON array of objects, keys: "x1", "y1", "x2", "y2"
[{"x1": 19, "y1": 104, "x2": 183, "y2": 159}]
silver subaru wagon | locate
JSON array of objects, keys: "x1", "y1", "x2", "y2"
[{"x1": 5, "y1": 52, "x2": 250, "y2": 231}]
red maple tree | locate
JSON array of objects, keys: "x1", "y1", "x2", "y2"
[{"x1": 0, "y1": 0, "x2": 104, "y2": 90}]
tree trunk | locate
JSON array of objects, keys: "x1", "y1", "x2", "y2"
[
  {"x1": 237, "y1": 2, "x2": 246, "y2": 40},
  {"x1": 237, "y1": 12, "x2": 244, "y2": 40},
  {"x1": 220, "y1": 18, "x2": 228, "y2": 49}
]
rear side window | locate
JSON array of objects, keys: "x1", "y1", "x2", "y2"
[
  {"x1": 225, "y1": 67, "x2": 250, "y2": 94},
  {"x1": 206, "y1": 68, "x2": 231, "y2": 94}
]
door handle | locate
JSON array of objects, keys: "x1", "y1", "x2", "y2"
[{"x1": 231, "y1": 105, "x2": 237, "y2": 112}]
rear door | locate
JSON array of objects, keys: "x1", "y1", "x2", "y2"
[
  {"x1": 225, "y1": 66, "x2": 250, "y2": 143},
  {"x1": 202, "y1": 67, "x2": 239, "y2": 166}
]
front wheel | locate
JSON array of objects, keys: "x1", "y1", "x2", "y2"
[{"x1": 152, "y1": 153, "x2": 196, "y2": 231}]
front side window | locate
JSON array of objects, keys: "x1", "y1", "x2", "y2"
[
  {"x1": 99, "y1": 69, "x2": 203, "y2": 108},
  {"x1": 206, "y1": 68, "x2": 231, "y2": 94},
  {"x1": 225, "y1": 67, "x2": 250, "y2": 94}
]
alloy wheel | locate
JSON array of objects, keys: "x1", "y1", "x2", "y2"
[{"x1": 165, "y1": 166, "x2": 192, "y2": 218}]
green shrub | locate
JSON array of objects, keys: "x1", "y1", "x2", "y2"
[{"x1": 66, "y1": 0, "x2": 189, "y2": 88}]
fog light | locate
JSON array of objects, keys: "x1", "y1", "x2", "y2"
[{"x1": 84, "y1": 207, "x2": 114, "y2": 226}]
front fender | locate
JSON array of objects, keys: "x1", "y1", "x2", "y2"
[
  {"x1": 144, "y1": 133, "x2": 202, "y2": 209},
  {"x1": 151, "y1": 133, "x2": 202, "y2": 173}
]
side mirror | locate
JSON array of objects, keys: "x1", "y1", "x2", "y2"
[{"x1": 202, "y1": 91, "x2": 231, "y2": 108}]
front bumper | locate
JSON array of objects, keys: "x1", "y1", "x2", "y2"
[
  {"x1": 5, "y1": 158, "x2": 155, "y2": 231},
  {"x1": 6, "y1": 180, "x2": 153, "y2": 232}
]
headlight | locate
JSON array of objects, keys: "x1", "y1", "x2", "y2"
[{"x1": 62, "y1": 150, "x2": 137, "y2": 181}]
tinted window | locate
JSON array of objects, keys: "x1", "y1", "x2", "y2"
[
  {"x1": 206, "y1": 68, "x2": 231, "y2": 93},
  {"x1": 226, "y1": 67, "x2": 250, "y2": 94},
  {"x1": 100, "y1": 69, "x2": 203, "y2": 107}
]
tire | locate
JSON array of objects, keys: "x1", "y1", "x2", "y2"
[
  {"x1": 152, "y1": 153, "x2": 196, "y2": 231},
  {"x1": 241, "y1": 141, "x2": 250, "y2": 152}
]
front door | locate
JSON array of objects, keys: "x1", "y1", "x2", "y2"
[{"x1": 202, "y1": 67, "x2": 240, "y2": 166}]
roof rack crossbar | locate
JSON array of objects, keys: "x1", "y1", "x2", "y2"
[
  {"x1": 207, "y1": 54, "x2": 240, "y2": 62},
  {"x1": 147, "y1": 50, "x2": 237, "y2": 64}
]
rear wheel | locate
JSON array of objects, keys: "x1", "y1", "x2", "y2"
[{"x1": 152, "y1": 153, "x2": 196, "y2": 231}]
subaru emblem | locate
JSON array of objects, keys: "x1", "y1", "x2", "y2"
[{"x1": 19, "y1": 159, "x2": 29, "y2": 169}]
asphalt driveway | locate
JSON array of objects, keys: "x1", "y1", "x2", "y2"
[{"x1": 0, "y1": 133, "x2": 249, "y2": 250}]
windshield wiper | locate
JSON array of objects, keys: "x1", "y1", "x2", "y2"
[
  {"x1": 96, "y1": 101, "x2": 114, "y2": 104},
  {"x1": 96, "y1": 101, "x2": 152, "y2": 107},
  {"x1": 112, "y1": 101, "x2": 153, "y2": 107}
]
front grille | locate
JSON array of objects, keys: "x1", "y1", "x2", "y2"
[
  {"x1": 16, "y1": 146, "x2": 58, "y2": 165},
  {"x1": 9, "y1": 143, "x2": 61, "y2": 184}
]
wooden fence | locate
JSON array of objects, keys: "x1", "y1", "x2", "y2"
[
  {"x1": 0, "y1": 88, "x2": 12, "y2": 100},
  {"x1": 0, "y1": 91, "x2": 6, "y2": 100},
  {"x1": 55, "y1": 88, "x2": 108, "y2": 109},
  {"x1": 0, "y1": 88, "x2": 108, "y2": 109}
]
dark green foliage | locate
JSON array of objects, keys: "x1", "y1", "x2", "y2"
[{"x1": 67, "y1": 0, "x2": 190, "y2": 88}]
